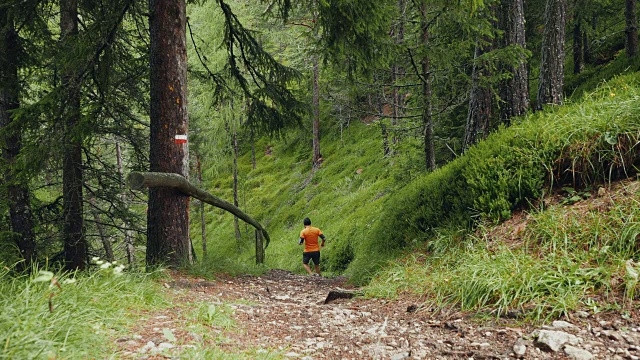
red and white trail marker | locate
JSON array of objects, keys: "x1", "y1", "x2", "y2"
[{"x1": 174, "y1": 134, "x2": 188, "y2": 144}]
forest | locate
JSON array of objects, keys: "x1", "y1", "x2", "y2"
[{"x1": 1, "y1": 0, "x2": 640, "y2": 358}]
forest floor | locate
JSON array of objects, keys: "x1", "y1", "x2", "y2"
[{"x1": 114, "y1": 268, "x2": 640, "y2": 360}]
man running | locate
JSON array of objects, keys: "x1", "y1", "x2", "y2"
[{"x1": 299, "y1": 217, "x2": 326, "y2": 276}]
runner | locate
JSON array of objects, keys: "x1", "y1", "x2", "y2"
[{"x1": 298, "y1": 217, "x2": 326, "y2": 276}]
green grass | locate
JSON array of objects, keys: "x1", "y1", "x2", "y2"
[
  {"x1": 190, "y1": 71, "x2": 640, "y2": 289},
  {"x1": 366, "y1": 180, "x2": 640, "y2": 321},
  {"x1": 0, "y1": 264, "x2": 167, "y2": 359}
]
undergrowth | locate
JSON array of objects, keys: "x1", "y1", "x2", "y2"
[
  {"x1": 0, "y1": 263, "x2": 167, "y2": 358},
  {"x1": 366, "y1": 180, "x2": 640, "y2": 321}
]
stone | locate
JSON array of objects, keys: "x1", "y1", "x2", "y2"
[
  {"x1": 513, "y1": 342, "x2": 527, "y2": 356},
  {"x1": 535, "y1": 330, "x2": 581, "y2": 352},
  {"x1": 552, "y1": 321, "x2": 577, "y2": 329},
  {"x1": 390, "y1": 352, "x2": 410, "y2": 360},
  {"x1": 157, "y1": 342, "x2": 174, "y2": 351},
  {"x1": 564, "y1": 345, "x2": 594, "y2": 360}
]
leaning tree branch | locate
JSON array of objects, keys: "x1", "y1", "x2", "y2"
[{"x1": 127, "y1": 171, "x2": 270, "y2": 248}]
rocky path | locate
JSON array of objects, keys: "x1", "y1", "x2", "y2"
[{"x1": 117, "y1": 269, "x2": 640, "y2": 359}]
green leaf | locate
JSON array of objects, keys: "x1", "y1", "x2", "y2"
[
  {"x1": 32, "y1": 271, "x2": 54, "y2": 283},
  {"x1": 162, "y1": 328, "x2": 176, "y2": 342},
  {"x1": 604, "y1": 132, "x2": 618, "y2": 145}
]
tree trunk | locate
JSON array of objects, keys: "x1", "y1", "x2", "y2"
[
  {"x1": 89, "y1": 198, "x2": 114, "y2": 262},
  {"x1": 573, "y1": 5, "x2": 584, "y2": 74},
  {"x1": 536, "y1": 0, "x2": 567, "y2": 109},
  {"x1": 232, "y1": 119, "x2": 241, "y2": 245},
  {"x1": 499, "y1": 0, "x2": 529, "y2": 124},
  {"x1": 0, "y1": 11, "x2": 37, "y2": 270},
  {"x1": 255, "y1": 229, "x2": 264, "y2": 264},
  {"x1": 391, "y1": 0, "x2": 406, "y2": 148},
  {"x1": 196, "y1": 156, "x2": 207, "y2": 259},
  {"x1": 250, "y1": 128, "x2": 256, "y2": 170},
  {"x1": 116, "y1": 141, "x2": 135, "y2": 265},
  {"x1": 377, "y1": 74, "x2": 390, "y2": 157},
  {"x1": 626, "y1": 0, "x2": 638, "y2": 58},
  {"x1": 312, "y1": 56, "x2": 321, "y2": 166},
  {"x1": 420, "y1": 1, "x2": 436, "y2": 171},
  {"x1": 61, "y1": 0, "x2": 87, "y2": 270},
  {"x1": 147, "y1": 0, "x2": 191, "y2": 267},
  {"x1": 463, "y1": 42, "x2": 493, "y2": 152}
]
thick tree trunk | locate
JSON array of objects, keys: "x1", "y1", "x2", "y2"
[
  {"x1": 128, "y1": 171, "x2": 270, "y2": 249},
  {"x1": 626, "y1": 0, "x2": 638, "y2": 58},
  {"x1": 147, "y1": 0, "x2": 191, "y2": 267},
  {"x1": 0, "y1": 12, "x2": 37, "y2": 270},
  {"x1": 537, "y1": 0, "x2": 567, "y2": 109},
  {"x1": 420, "y1": 1, "x2": 436, "y2": 171},
  {"x1": 463, "y1": 43, "x2": 493, "y2": 152},
  {"x1": 499, "y1": 0, "x2": 529, "y2": 124},
  {"x1": 61, "y1": 0, "x2": 87, "y2": 270},
  {"x1": 312, "y1": 56, "x2": 321, "y2": 166}
]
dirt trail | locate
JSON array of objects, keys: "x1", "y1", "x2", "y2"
[{"x1": 116, "y1": 269, "x2": 640, "y2": 359}]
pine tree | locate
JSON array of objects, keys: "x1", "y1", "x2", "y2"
[
  {"x1": 147, "y1": 0, "x2": 191, "y2": 267},
  {"x1": 60, "y1": 0, "x2": 87, "y2": 270},
  {"x1": 625, "y1": 0, "x2": 638, "y2": 58},
  {"x1": 537, "y1": 0, "x2": 567, "y2": 109},
  {"x1": 0, "y1": 5, "x2": 37, "y2": 269}
]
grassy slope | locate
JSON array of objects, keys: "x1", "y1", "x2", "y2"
[
  {"x1": 193, "y1": 71, "x2": 640, "y2": 286},
  {"x1": 190, "y1": 123, "x2": 401, "y2": 277}
]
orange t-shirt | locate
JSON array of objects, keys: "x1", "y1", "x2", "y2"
[{"x1": 300, "y1": 226, "x2": 323, "y2": 252}]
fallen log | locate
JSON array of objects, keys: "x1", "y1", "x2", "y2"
[{"x1": 127, "y1": 171, "x2": 270, "y2": 249}]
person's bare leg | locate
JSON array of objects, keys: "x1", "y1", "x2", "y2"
[
  {"x1": 303, "y1": 263, "x2": 314, "y2": 275},
  {"x1": 314, "y1": 264, "x2": 321, "y2": 275}
]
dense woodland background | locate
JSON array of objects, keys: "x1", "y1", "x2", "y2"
[{"x1": 1, "y1": 0, "x2": 639, "y2": 277}]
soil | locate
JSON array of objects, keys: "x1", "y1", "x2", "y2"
[{"x1": 115, "y1": 268, "x2": 640, "y2": 359}]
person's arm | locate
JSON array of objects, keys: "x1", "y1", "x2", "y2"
[
  {"x1": 320, "y1": 234, "x2": 326, "y2": 247},
  {"x1": 299, "y1": 237, "x2": 304, "y2": 245}
]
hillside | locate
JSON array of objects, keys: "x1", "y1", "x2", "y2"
[{"x1": 193, "y1": 71, "x2": 640, "y2": 285}]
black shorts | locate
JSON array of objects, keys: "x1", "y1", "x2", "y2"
[{"x1": 302, "y1": 251, "x2": 320, "y2": 265}]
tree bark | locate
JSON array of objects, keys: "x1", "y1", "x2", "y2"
[
  {"x1": 498, "y1": 0, "x2": 529, "y2": 124},
  {"x1": 148, "y1": 0, "x2": 190, "y2": 267},
  {"x1": 0, "y1": 11, "x2": 37, "y2": 270},
  {"x1": 61, "y1": 0, "x2": 87, "y2": 270},
  {"x1": 116, "y1": 141, "x2": 135, "y2": 265},
  {"x1": 420, "y1": 1, "x2": 436, "y2": 171},
  {"x1": 463, "y1": 42, "x2": 493, "y2": 152},
  {"x1": 626, "y1": 0, "x2": 638, "y2": 58},
  {"x1": 573, "y1": 5, "x2": 584, "y2": 74},
  {"x1": 89, "y1": 198, "x2": 114, "y2": 262},
  {"x1": 312, "y1": 56, "x2": 321, "y2": 166},
  {"x1": 128, "y1": 172, "x2": 270, "y2": 249},
  {"x1": 232, "y1": 119, "x2": 241, "y2": 245},
  {"x1": 196, "y1": 156, "x2": 207, "y2": 259},
  {"x1": 536, "y1": 0, "x2": 567, "y2": 109},
  {"x1": 391, "y1": 0, "x2": 406, "y2": 148},
  {"x1": 255, "y1": 229, "x2": 264, "y2": 264}
]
